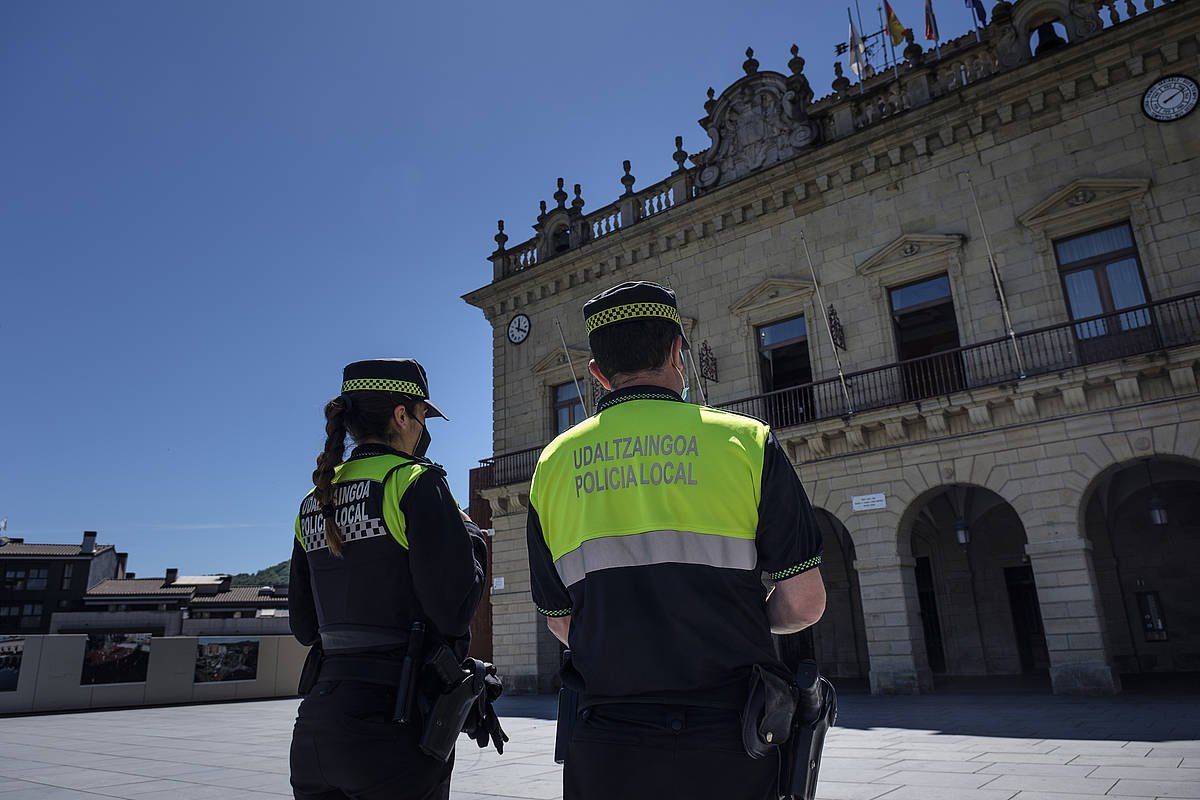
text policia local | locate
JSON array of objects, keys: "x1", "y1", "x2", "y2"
[{"x1": 572, "y1": 434, "x2": 700, "y2": 497}]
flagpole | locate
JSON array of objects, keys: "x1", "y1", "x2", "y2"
[
  {"x1": 854, "y1": 0, "x2": 869, "y2": 70},
  {"x1": 555, "y1": 319, "x2": 593, "y2": 417},
  {"x1": 879, "y1": 3, "x2": 900, "y2": 79},
  {"x1": 963, "y1": 173, "x2": 1026, "y2": 379},
  {"x1": 969, "y1": 1, "x2": 982, "y2": 42},
  {"x1": 800, "y1": 231, "x2": 855, "y2": 416}
]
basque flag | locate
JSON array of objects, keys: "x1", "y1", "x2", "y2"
[
  {"x1": 925, "y1": 0, "x2": 940, "y2": 41},
  {"x1": 965, "y1": 0, "x2": 987, "y2": 25}
]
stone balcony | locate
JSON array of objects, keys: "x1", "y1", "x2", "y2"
[{"x1": 477, "y1": 290, "x2": 1200, "y2": 489}]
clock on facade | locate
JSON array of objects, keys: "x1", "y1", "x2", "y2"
[
  {"x1": 507, "y1": 313, "x2": 531, "y2": 345},
  {"x1": 1141, "y1": 75, "x2": 1198, "y2": 122}
]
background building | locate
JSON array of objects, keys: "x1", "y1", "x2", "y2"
[
  {"x1": 463, "y1": 0, "x2": 1199, "y2": 695},
  {"x1": 0, "y1": 531, "x2": 127, "y2": 634},
  {"x1": 49, "y1": 568, "x2": 290, "y2": 637}
]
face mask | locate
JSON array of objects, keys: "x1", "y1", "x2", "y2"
[
  {"x1": 414, "y1": 418, "x2": 431, "y2": 458},
  {"x1": 676, "y1": 357, "x2": 690, "y2": 403}
]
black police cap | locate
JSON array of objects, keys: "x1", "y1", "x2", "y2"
[
  {"x1": 582, "y1": 280, "x2": 689, "y2": 348},
  {"x1": 341, "y1": 358, "x2": 447, "y2": 419}
]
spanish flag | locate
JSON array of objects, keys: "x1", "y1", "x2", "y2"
[{"x1": 884, "y1": 0, "x2": 906, "y2": 46}]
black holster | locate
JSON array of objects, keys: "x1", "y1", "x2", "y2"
[
  {"x1": 297, "y1": 641, "x2": 324, "y2": 696},
  {"x1": 554, "y1": 650, "x2": 579, "y2": 764},
  {"x1": 779, "y1": 660, "x2": 838, "y2": 800},
  {"x1": 418, "y1": 647, "x2": 488, "y2": 762}
]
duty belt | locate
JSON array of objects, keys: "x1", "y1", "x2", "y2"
[{"x1": 317, "y1": 655, "x2": 405, "y2": 686}]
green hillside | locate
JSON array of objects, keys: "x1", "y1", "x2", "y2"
[{"x1": 230, "y1": 560, "x2": 290, "y2": 587}]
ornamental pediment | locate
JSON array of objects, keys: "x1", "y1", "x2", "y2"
[
  {"x1": 1018, "y1": 178, "x2": 1150, "y2": 230},
  {"x1": 692, "y1": 48, "x2": 821, "y2": 191},
  {"x1": 856, "y1": 234, "x2": 965, "y2": 277},
  {"x1": 730, "y1": 278, "x2": 815, "y2": 316}
]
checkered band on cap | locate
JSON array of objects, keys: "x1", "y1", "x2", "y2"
[
  {"x1": 585, "y1": 302, "x2": 681, "y2": 334},
  {"x1": 341, "y1": 378, "x2": 426, "y2": 397}
]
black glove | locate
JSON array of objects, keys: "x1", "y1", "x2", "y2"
[{"x1": 462, "y1": 663, "x2": 508, "y2": 754}]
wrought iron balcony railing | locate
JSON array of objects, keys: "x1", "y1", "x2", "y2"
[{"x1": 477, "y1": 291, "x2": 1200, "y2": 489}]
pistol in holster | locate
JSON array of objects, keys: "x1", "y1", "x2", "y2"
[
  {"x1": 418, "y1": 645, "x2": 508, "y2": 761},
  {"x1": 778, "y1": 659, "x2": 838, "y2": 800},
  {"x1": 554, "y1": 649, "x2": 579, "y2": 765}
]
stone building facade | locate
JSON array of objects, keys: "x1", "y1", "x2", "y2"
[{"x1": 463, "y1": 0, "x2": 1200, "y2": 695}]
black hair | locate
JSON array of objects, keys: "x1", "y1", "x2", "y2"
[{"x1": 590, "y1": 318, "x2": 679, "y2": 381}]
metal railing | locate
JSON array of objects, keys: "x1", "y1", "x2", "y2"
[
  {"x1": 476, "y1": 445, "x2": 543, "y2": 489},
  {"x1": 476, "y1": 292, "x2": 1200, "y2": 487},
  {"x1": 718, "y1": 292, "x2": 1200, "y2": 427}
]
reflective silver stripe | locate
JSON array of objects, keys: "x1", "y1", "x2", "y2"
[{"x1": 554, "y1": 530, "x2": 757, "y2": 587}]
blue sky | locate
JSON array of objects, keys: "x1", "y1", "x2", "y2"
[{"x1": 0, "y1": 1, "x2": 984, "y2": 577}]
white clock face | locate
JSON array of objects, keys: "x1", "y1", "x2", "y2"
[
  {"x1": 507, "y1": 314, "x2": 530, "y2": 345},
  {"x1": 1142, "y1": 75, "x2": 1198, "y2": 122}
]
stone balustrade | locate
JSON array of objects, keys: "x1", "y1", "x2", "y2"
[{"x1": 486, "y1": 0, "x2": 1178, "y2": 282}]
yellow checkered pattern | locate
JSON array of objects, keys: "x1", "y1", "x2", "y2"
[
  {"x1": 585, "y1": 302, "x2": 681, "y2": 334},
  {"x1": 341, "y1": 378, "x2": 426, "y2": 397}
]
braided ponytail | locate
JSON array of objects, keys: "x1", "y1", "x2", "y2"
[{"x1": 313, "y1": 397, "x2": 349, "y2": 557}]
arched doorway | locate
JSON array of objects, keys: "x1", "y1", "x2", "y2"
[
  {"x1": 905, "y1": 485, "x2": 1050, "y2": 686},
  {"x1": 1083, "y1": 457, "x2": 1200, "y2": 686},
  {"x1": 810, "y1": 510, "x2": 868, "y2": 689}
]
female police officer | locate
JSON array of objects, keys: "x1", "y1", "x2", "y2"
[{"x1": 288, "y1": 358, "x2": 490, "y2": 800}]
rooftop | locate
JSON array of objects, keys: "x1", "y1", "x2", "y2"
[
  {"x1": 84, "y1": 578, "x2": 194, "y2": 598},
  {"x1": 0, "y1": 540, "x2": 114, "y2": 559},
  {"x1": 0, "y1": 693, "x2": 1197, "y2": 799}
]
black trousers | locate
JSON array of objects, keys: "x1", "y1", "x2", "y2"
[
  {"x1": 565, "y1": 703, "x2": 778, "y2": 800},
  {"x1": 290, "y1": 680, "x2": 453, "y2": 800}
]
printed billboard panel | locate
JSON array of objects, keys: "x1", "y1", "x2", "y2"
[
  {"x1": 0, "y1": 636, "x2": 23, "y2": 692},
  {"x1": 80, "y1": 633, "x2": 152, "y2": 685},
  {"x1": 195, "y1": 636, "x2": 260, "y2": 683}
]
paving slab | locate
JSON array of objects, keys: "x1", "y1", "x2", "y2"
[{"x1": 0, "y1": 693, "x2": 1196, "y2": 799}]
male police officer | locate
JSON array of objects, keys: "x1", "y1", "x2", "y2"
[{"x1": 527, "y1": 282, "x2": 827, "y2": 800}]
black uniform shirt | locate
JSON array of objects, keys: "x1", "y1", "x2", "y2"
[
  {"x1": 289, "y1": 444, "x2": 488, "y2": 656},
  {"x1": 527, "y1": 388, "x2": 823, "y2": 707}
]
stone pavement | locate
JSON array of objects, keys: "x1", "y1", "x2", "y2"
[{"x1": 0, "y1": 693, "x2": 1198, "y2": 799}]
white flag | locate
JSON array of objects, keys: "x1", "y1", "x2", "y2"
[{"x1": 848, "y1": 11, "x2": 867, "y2": 77}]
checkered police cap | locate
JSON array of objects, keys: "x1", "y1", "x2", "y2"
[
  {"x1": 582, "y1": 281, "x2": 689, "y2": 348},
  {"x1": 340, "y1": 358, "x2": 447, "y2": 419}
]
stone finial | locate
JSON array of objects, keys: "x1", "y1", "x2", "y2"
[
  {"x1": 990, "y1": 0, "x2": 1013, "y2": 24},
  {"x1": 704, "y1": 86, "x2": 717, "y2": 115},
  {"x1": 571, "y1": 183, "x2": 585, "y2": 211},
  {"x1": 672, "y1": 136, "x2": 688, "y2": 173},
  {"x1": 538, "y1": 199, "x2": 548, "y2": 219},
  {"x1": 554, "y1": 177, "x2": 568, "y2": 208},
  {"x1": 742, "y1": 47, "x2": 759, "y2": 75},
  {"x1": 620, "y1": 160, "x2": 636, "y2": 196},
  {"x1": 902, "y1": 28, "x2": 924, "y2": 64},
  {"x1": 788, "y1": 44, "x2": 806, "y2": 76},
  {"x1": 493, "y1": 219, "x2": 508, "y2": 253},
  {"x1": 832, "y1": 61, "x2": 851, "y2": 94}
]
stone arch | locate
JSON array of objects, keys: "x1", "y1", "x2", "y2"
[
  {"x1": 901, "y1": 483, "x2": 1048, "y2": 683},
  {"x1": 810, "y1": 508, "x2": 869, "y2": 686},
  {"x1": 1077, "y1": 453, "x2": 1200, "y2": 682}
]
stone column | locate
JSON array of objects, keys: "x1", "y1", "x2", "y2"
[
  {"x1": 1025, "y1": 533, "x2": 1121, "y2": 695},
  {"x1": 855, "y1": 554, "x2": 934, "y2": 694},
  {"x1": 482, "y1": 486, "x2": 557, "y2": 694}
]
